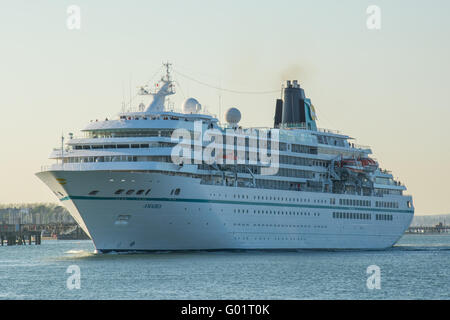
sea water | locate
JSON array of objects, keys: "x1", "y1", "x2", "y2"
[{"x1": 0, "y1": 234, "x2": 448, "y2": 299}]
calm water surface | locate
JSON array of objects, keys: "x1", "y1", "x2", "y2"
[{"x1": 0, "y1": 234, "x2": 449, "y2": 299}]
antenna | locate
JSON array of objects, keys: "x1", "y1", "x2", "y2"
[
  {"x1": 163, "y1": 61, "x2": 172, "y2": 82},
  {"x1": 122, "y1": 80, "x2": 125, "y2": 107},
  {"x1": 218, "y1": 79, "x2": 222, "y2": 124},
  {"x1": 144, "y1": 62, "x2": 176, "y2": 112},
  {"x1": 61, "y1": 133, "x2": 64, "y2": 168},
  {"x1": 129, "y1": 73, "x2": 132, "y2": 110}
]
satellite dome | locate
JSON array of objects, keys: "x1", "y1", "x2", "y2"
[
  {"x1": 183, "y1": 98, "x2": 201, "y2": 114},
  {"x1": 225, "y1": 107, "x2": 241, "y2": 124}
]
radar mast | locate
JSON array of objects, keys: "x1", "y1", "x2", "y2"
[{"x1": 141, "y1": 62, "x2": 175, "y2": 113}]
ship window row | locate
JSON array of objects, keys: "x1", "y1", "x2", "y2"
[
  {"x1": 339, "y1": 198, "x2": 371, "y2": 207},
  {"x1": 86, "y1": 129, "x2": 174, "y2": 139},
  {"x1": 291, "y1": 144, "x2": 318, "y2": 154},
  {"x1": 375, "y1": 201, "x2": 399, "y2": 208},
  {"x1": 253, "y1": 195, "x2": 326, "y2": 204},
  {"x1": 87, "y1": 128, "x2": 283, "y2": 142},
  {"x1": 255, "y1": 179, "x2": 308, "y2": 191},
  {"x1": 168, "y1": 137, "x2": 299, "y2": 152},
  {"x1": 184, "y1": 142, "x2": 320, "y2": 158},
  {"x1": 312, "y1": 160, "x2": 329, "y2": 167},
  {"x1": 374, "y1": 188, "x2": 403, "y2": 196},
  {"x1": 117, "y1": 115, "x2": 214, "y2": 123},
  {"x1": 72, "y1": 142, "x2": 176, "y2": 150},
  {"x1": 210, "y1": 192, "x2": 327, "y2": 204},
  {"x1": 270, "y1": 156, "x2": 328, "y2": 168},
  {"x1": 233, "y1": 223, "x2": 326, "y2": 229},
  {"x1": 194, "y1": 152, "x2": 317, "y2": 166},
  {"x1": 114, "y1": 189, "x2": 151, "y2": 195},
  {"x1": 63, "y1": 155, "x2": 173, "y2": 164},
  {"x1": 376, "y1": 214, "x2": 393, "y2": 221},
  {"x1": 234, "y1": 208, "x2": 321, "y2": 217},
  {"x1": 72, "y1": 144, "x2": 321, "y2": 165},
  {"x1": 332, "y1": 212, "x2": 372, "y2": 220},
  {"x1": 201, "y1": 176, "x2": 316, "y2": 192},
  {"x1": 234, "y1": 236, "x2": 305, "y2": 241},
  {"x1": 316, "y1": 135, "x2": 346, "y2": 147},
  {"x1": 66, "y1": 155, "x2": 317, "y2": 175},
  {"x1": 278, "y1": 155, "x2": 316, "y2": 166},
  {"x1": 277, "y1": 168, "x2": 314, "y2": 179},
  {"x1": 374, "y1": 177, "x2": 400, "y2": 186},
  {"x1": 118, "y1": 115, "x2": 182, "y2": 121},
  {"x1": 198, "y1": 164, "x2": 315, "y2": 179}
]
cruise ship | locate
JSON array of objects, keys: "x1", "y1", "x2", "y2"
[{"x1": 36, "y1": 63, "x2": 414, "y2": 252}]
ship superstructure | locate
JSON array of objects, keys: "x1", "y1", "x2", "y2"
[{"x1": 36, "y1": 64, "x2": 414, "y2": 251}]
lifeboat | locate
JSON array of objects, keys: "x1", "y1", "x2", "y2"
[
  {"x1": 336, "y1": 157, "x2": 378, "y2": 174},
  {"x1": 337, "y1": 158, "x2": 365, "y2": 173},
  {"x1": 359, "y1": 157, "x2": 378, "y2": 172}
]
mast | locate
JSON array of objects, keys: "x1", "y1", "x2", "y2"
[
  {"x1": 141, "y1": 62, "x2": 175, "y2": 113},
  {"x1": 61, "y1": 133, "x2": 64, "y2": 168}
]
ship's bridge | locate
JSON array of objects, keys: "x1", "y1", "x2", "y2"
[{"x1": 83, "y1": 111, "x2": 218, "y2": 132}]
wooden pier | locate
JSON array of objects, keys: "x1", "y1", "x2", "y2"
[{"x1": 0, "y1": 224, "x2": 42, "y2": 246}]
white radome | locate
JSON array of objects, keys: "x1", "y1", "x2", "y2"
[
  {"x1": 183, "y1": 98, "x2": 201, "y2": 114},
  {"x1": 225, "y1": 107, "x2": 241, "y2": 124}
]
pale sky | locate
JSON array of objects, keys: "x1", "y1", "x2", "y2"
[{"x1": 0, "y1": 0, "x2": 449, "y2": 215}]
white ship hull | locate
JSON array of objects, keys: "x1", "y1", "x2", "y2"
[{"x1": 36, "y1": 170, "x2": 414, "y2": 252}]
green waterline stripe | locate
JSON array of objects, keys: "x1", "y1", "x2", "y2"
[{"x1": 60, "y1": 196, "x2": 414, "y2": 214}]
